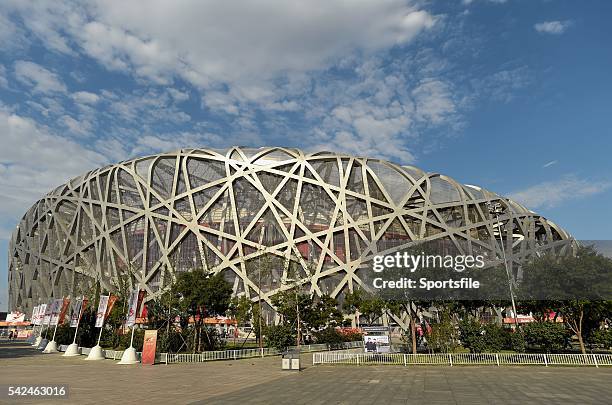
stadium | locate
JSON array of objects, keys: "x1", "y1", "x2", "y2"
[{"x1": 8, "y1": 147, "x2": 575, "y2": 325}]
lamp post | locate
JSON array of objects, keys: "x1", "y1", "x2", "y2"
[{"x1": 486, "y1": 201, "x2": 520, "y2": 330}]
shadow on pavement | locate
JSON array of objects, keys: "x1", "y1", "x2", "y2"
[{"x1": 0, "y1": 341, "x2": 45, "y2": 360}]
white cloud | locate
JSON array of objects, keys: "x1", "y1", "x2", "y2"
[
  {"x1": 534, "y1": 20, "x2": 572, "y2": 35},
  {"x1": 14, "y1": 61, "x2": 67, "y2": 94},
  {"x1": 509, "y1": 175, "x2": 611, "y2": 209},
  {"x1": 543, "y1": 160, "x2": 557, "y2": 168},
  {"x1": 72, "y1": 91, "x2": 100, "y2": 104},
  {"x1": 0, "y1": 110, "x2": 108, "y2": 237},
  {"x1": 129, "y1": 132, "x2": 227, "y2": 157},
  {"x1": 167, "y1": 88, "x2": 189, "y2": 103},
  {"x1": 462, "y1": 0, "x2": 508, "y2": 5},
  {"x1": 60, "y1": 115, "x2": 92, "y2": 136},
  {"x1": 4, "y1": 1, "x2": 436, "y2": 90},
  {"x1": 412, "y1": 80, "x2": 456, "y2": 124},
  {"x1": 469, "y1": 66, "x2": 532, "y2": 104}
]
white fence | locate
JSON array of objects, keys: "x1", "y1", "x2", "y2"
[
  {"x1": 56, "y1": 341, "x2": 363, "y2": 364},
  {"x1": 165, "y1": 341, "x2": 363, "y2": 364},
  {"x1": 313, "y1": 351, "x2": 612, "y2": 368},
  {"x1": 166, "y1": 347, "x2": 277, "y2": 363}
]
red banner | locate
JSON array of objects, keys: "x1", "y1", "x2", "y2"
[
  {"x1": 105, "y1": 295, "x2": 118, "y2": 320},
  {"x1": 141, "y1": 329, "x2": 158, "y2": 366},
  {"x1": 137, "y1": 290, "x2": 147, "y2": 317},
  {"x1": 58, "y1": 298, "x2": 71, "y2": 325}
]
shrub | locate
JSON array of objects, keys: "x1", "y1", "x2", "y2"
[
  {"x1": 459, "y1": 319, "x2": 506, "y2": 353},
  {"x1": 341, "y1": 330, "x2": 363, "y2": 342},
  {"x1": 506, "y1": 330, "x2": 526, "y2": 353},
  {"x1": 523, "y1": 322, "x2": 569, "y2": 352},
  {"x1": 591, "y1": 329, "x2": 612, "y2": 349},
  {"x1": 265, "y1": 324, "x2": 295, "y2": 351},
  {"x1": 314, "y1": 327, "x2": 344, "y2": 349},
  {"x1": 427, "y1": 318, "x2": 458, "y2": 353}
]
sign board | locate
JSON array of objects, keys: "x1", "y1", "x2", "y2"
[
  {"x1": 141, "y1": 329, "x2": 158, "y2": 366},
  {"x1": 363, "y1": 335, "x2": 391, "y2": 353},
  {"x1": 362, "y1": 326, "x2": 390, "y2": 333},
  {"x1": 5, "y1": 312, "x2": 25, "y2": 323}
]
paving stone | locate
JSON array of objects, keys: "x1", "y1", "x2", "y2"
[{"x1": 2, "y1": 342, "x2": 612, "y2": 404}]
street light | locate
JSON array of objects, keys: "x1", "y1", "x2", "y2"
[{"x1": 486, "y1": 201, "x2": 520, "y2": 330}]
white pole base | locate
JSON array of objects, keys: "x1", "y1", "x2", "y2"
[
  {"x1": 42, "y1": 340, "x2": 58, "y2": 353},
  {"x1": 85, "y1": 345, "x2": 105, "y2": 361},
  {"x1": 37, "y1": 338, "x2": 49, "y2": 350},
  {"x1": 63, "y1": 343, "x2": 80, "y2": 357},
  {"x1": 117, "y1": 347, "x2": 139, "y2": 364},
  {"x1": 33, "y1": 336, "x2": 42, "y2": 347}
]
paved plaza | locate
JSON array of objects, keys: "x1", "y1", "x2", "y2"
[{"x1": 2, "y1": 342, "x2": 612, "y2": 404}]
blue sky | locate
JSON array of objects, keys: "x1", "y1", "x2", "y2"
[{"x1": 1, "y1": 0, "x2": 611, "y2": 311}]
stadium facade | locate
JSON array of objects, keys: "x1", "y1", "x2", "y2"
[{"x1": 8, "y1": 147, "x2": 574, "y2": 322}]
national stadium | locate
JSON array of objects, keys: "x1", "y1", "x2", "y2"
[{"x1": 8, "y1": 147, "x2": 575, "y2": 324}]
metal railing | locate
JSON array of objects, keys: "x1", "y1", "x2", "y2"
[
  {"x1": 165, "y1": 341, "x2": 364, "y2": 364},
  {"x1": 55, "y1": 341, "x2": 363, "y2": 364},
  {"x1": 313, "y1": 351, "x2": 612, "y2": 368}
]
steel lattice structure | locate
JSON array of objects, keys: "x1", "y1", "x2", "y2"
[{"x1": 9, "y1": 147, "x2": 574, "y2": 321}]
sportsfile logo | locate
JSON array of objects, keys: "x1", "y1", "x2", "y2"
[
  {"x1": 367, "y1": 252, "x2": 487, "y2": 295},
  {"x1": 372, "y1": 252, "x2": 485, "y2": 273}
]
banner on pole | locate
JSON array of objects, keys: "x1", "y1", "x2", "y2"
[
  {"x1": 31, "y1": 305, "x2": 40, "y2": 325},
  {"x1": 125, "y1": 289, "x2": 139, "y2": 327},
  {"x1": 137, "y1": 290, "x2": 146, "y2": 317},
  {"x1": 37, "y1": 305, "x2": 46, "y2": 325},
  {"x1": 39, "y1": 304, "x2": 48, "y2": 326},
  {"x1": 95, "y1": 295, "x2": 110, "y2": 328},
  {"x1": 141, "y1": 329, "x2": 158, "y2": 366},
  {"x1": 30, "y1": 305, "x2": 38, "y2": 323},
  {"x1": 105, "y1": 295, "x2": 118, "y2": 319},
  {"x1": 49, "y1": 299, "x2": 63, "y2": 326},
  {"x1": 70, "y1": 298, "x2": 84, "y2": 327},
  {"x1": 58, "y1": 298, "x2": 71, "y2": 325},
  {"x1": 42, "y1": 302, "x2": 52, "y2": 326}
]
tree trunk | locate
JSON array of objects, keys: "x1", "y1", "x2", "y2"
[
  {"x1": 577, "y1": 330, "x2": 586, "y2": 354},
  {"x1": 192, "y1": 326, "x2": 197, "y2": 354},
  {"x1": 410, "y1": 314, "x2": 417, "y2": 354},
  {"x1": 197, "y1": 324, "x2": 202, "y2": 352}
]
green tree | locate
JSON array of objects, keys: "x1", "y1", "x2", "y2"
[
  {"x1": 426, "y1": 308, "x2": 459, "y2": 353},
  {"x1": 523, "y1": 322, "x2": 569, "y2": 352},
  {"x1": 265, "y1": 324, "x2": 295, "y2": 351},
  {"x1": 314, "y1": 327, "x2": 345, "y2": 349},
  {"x1": 227, "y1": 296, "x2": 253, "y2": 346},
  {"x1": 459, "y1": 318, "x2": 507, "y2": 353},
  {"x1": 519, "y1": 246, "x2": 612, "y2": 353},
  {"x1": 174, "y1": 269, "x2": 233, "y2": 352}
]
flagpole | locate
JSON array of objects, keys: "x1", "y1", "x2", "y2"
[
  {"x1": 43, "y1": 299, "x2": 62, "y2": 353},
  {"x1": 72, "y1": 298, "x2": 83, "y2": 345},
  {"x1": 86, "y1": 294, "x2": 110, "y2": 360},
  {"x1": 64, "y1": 297, "x2": 86, "y2": 357},
  {"x1": 118, "y1": 288, "x2": 141, "y2": 364},
  {"x1": 96, "y1": 322, "x2": 104, "y2": 346}
]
